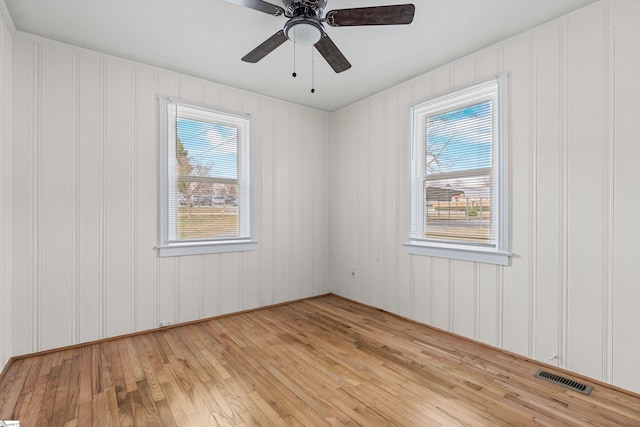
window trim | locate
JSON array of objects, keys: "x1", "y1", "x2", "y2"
[
  {"x1": 157, "y1": 96, "x2": 257, "y2": 257},
  {"x1": 404, "y1": 74, "x2": 510, "y2": 265}
]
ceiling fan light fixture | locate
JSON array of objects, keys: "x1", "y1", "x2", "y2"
[
  {"x1": 234, "y1": 1, "x2": 415, "y2": 74},
  {"x1": 285, "y1": 19, "x2": 323, "y2": 46}
]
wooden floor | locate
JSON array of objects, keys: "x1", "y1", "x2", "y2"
[{"x1": 1, "y1": 295, "x2": 639, "y2": 426}]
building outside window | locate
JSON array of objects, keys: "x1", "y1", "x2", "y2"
[
  {"x1": 158, "y1": 97, "x2": 256, "y2": 257},
  {"x1": 405, "y1": 75, "x2": 510, "y2": 265}
]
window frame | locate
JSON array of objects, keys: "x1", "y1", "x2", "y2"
[
  {"x1": 158, "y1": 96, "x2": 257, "y2": 257},
  {"x1": 404, "y1": 75, "x2": 510, "y2": 265}
]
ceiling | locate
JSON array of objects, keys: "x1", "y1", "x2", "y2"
[{"x1": 4, "y1": 0, "x2": 600, "y2": 111}]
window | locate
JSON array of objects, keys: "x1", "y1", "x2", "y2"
[
  {"x1": 405, "y1": 75, "x2": 510, "y2": 265},
  {"x1": 158, "y1": 97, "x2": 256, "y2": 256}
]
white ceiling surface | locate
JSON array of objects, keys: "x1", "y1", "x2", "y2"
[{"x1": 4, "y1": 0, "x2": 599, "y2": 111}]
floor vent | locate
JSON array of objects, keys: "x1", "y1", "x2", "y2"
[{"x1": 534, "y1": 369, "x2": 593, "y2": 395}]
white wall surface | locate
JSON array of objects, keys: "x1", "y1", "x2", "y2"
[
  {"x1": 329, "y1": 0, "x2": 640, "y2": 394},
  {"x1": 0, "y1": 7, "x2": 12, "y2": 371},
  {"x1": 8, "y1": 33, "x2": 330, "y2": 358}
]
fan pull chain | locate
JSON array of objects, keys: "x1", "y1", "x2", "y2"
[
  {"x1": 292, "y1": 27, "x2": 297, "y2": 78},
  {"x1": 311, "y1": 48, "x2": 315, "y2": 93}
]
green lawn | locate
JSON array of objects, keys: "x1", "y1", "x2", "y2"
[{"x1": 177, "y1": 207, "x2": 238, "y2": 239}]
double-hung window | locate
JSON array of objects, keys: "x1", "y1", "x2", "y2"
[
  {"x1": 158, "y1": 97, "x2": 256, "y2": 256},
  {"x1": 406, "y1": 75, "x2": 510, "y2": 265}
]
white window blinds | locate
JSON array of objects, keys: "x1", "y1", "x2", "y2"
[
  {"x1": 406, "y1": 76, "x2": 509, "y2": 265},
  {"x1": 159, "y1": 97, "x2": 255, "y2": 257}
]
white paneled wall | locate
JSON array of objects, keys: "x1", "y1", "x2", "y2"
[
  {"x1": 8, "y1": 34, "x2": 330, "y2": 358},
  {"x1": 611, "y1": 0, "x2": 640, "y2": 393},
  {"x1": 330, "y1": 0, "x2": 640, "y2": 394},
  {"x1": 0, "y1": 9, "x2": 12, "y2": 370}
]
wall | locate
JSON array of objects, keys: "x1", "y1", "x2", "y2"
[
  {"x1": 329, "y1": 0, "x2": 640, "y2": 393},
  {"x1": 8, "y1": 33, "x2": 330, "y2": 358},
  {"x1": 0, "y1": 7, "x2": 12, "y2": 370}
]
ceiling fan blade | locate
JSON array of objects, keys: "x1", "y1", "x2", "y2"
[
  {"x1": 325, "y1": 4, "x2": 415, "y2": 27},
  {"x1": 314, "y1": 34, "x2": 351, "y2": 73},
  {"x1": 224, "y1": 0, "x2": 284, "y2": 16},
  {"x1": 242, "y1": 30, "x2": 289, "y2": 63}
]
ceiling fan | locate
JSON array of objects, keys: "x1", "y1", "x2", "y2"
[{"x1": 225, "y1": 0, "x2": 416, "y2": 73}]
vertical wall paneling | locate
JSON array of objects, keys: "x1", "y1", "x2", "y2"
[
  {"x1": 382, "y1": 91, "x2": 397, "y2": 314},
  {"x1": 348, "y1": 105, "x2": 362, "y2": 302},
  {"x1": 477, "y1": 264, "x2": 499, "y2": 346},
  {"x1": 273, "y1": 103, "x2": 291, "y2": 303},
  {"x1": 178, "y1": 255, "x2": 202, "y2": 323},
  {"x1": 0, "y1": 10, "x2": 11, "y2": 368},
  {"x1": 308, "y1": 109, "x2": 321, "y2": 295},
  {"x1": 329, "y1": 107, "x2": 342, "y2": 296},
  {"x1": 130, "y1": 66, "x2": 138, "y2": 332},
  {"x1": 528, "y1": 35, "x2": 538, "y2": 360},
  {"x1": 11, "y1": 37, "x2": 38, "y2": 356},
  {"x1": 602, "y1": 3, "x2": 615, "y2": 385},
  {"x1": 240, "y1": 94, "x2": 260, "y2": 311},
  {"x1": 40, "y1": 43, "x2": 74, "y2": 350},
  {"x1": 612, "y1": 0, "x2": 640, "y2": 392},
  {"x1": 329, "y1": 107, "x2": 348, "y2": 300},
  {"x1": 76, "y1": 52, "x2": 101, "y2": 342},
  {"x1": 330, "y1": 1, "x2": 640, "y2": 394},
  {"x1": 451, "y1": 260, "x2": 475, "y2": 340},
  {"x1": 501, "y1": 36, "x2": 533, "y2": 357},
  {"x1": 566, "y1": 5, "x2": 607, "y2": 380},
  {"x1": 135, "y1": 66, "x2": 157, "y2": 332},
  {"x1": 355, "y1": 101, "x2": 368, "y2": 305},
  {"x1": 257, "y1": 98, "x2": 274, "y2": 307},
  {"x1": 428, "y1": 258, "x2": 449, "y2": 331},
  {"x1": 408, "y1": 76, "x2": 433, "y2": 323},
  {"x1": 300, "y1": 107, "x2": 312, "y2": 300},
  {"x1": 368, "y1": 98, "x2": 384, "y2": 307},
  {"x1": 476, "y1": 49, "x2": 501, "y2": 348},
  {"x1": 33, "y1": 42, "x2": 41, "y2": 352},
  {"x1": 33, "y1": 42, "x2": 42, "y2": 352},
  {"x1": 104, "y1": 59, "x2": 134, "y2": 338},
  {"x1": 312, "y1": 111, "x2": 329, "y2": 296},
  {"x1": 98, "y1": 57, "x2": 107, "y2": 339},
  {"x1": 534, "y1": 23, "x2": 563, "y2": 366},
  {"x1": 413, "y1": 256, "x2": 431, "y2": 325},
  {"x1": 155, "y1": 71, "x2": 179, "y2": 327},
  {"x1": 394, "y1": 85, "x2": 412, "y2": 318},
  {"x1": 9, "y1": 33, "x2": 330, "y2": 355},
  {"x1": 71, "y1": 50, "x2": 78, "y2": 345},
  {"x1": 335, "y1": 105, "x2": 356, "y2": 301},
  {"x1": 332, "y1": 106, "x2": 345, "y2": 297},
  {"x1": 308, "y1": 110, "x2": 317, "y2": 297},
  {"x1": 289, "y1": 106, "x2": 303, "y2": 301},
  {"x1": 558, "y1": 20, "x2": 570, "y2": 371},
  {"x1": 201, "y1": 253, "x2": 220, "y2": 318}
]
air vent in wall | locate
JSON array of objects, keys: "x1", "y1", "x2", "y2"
[{"x1": 534, "y1": 369, "x2": 593, "y2": 395}]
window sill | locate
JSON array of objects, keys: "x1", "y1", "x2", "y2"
[
  {"x1": 158, "y1": 240, "x2": 257, "y2": 257},
  {"x1": 403, "y1": 241, "x2": 511, "y2": 265}
]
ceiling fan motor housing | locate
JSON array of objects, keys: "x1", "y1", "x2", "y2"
[{"x1": 282, "y1": 0, "x2": 326, "y2": 18}]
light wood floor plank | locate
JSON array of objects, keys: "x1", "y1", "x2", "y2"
[{"x1": 2, "y1": 294, "x2": 640, "y2": 426}]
